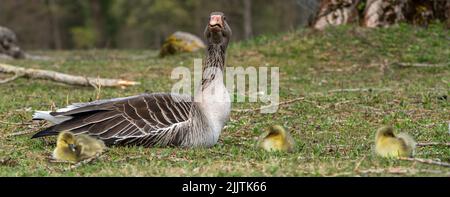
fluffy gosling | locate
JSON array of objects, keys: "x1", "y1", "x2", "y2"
[
  {"x1": 375, "y1": 126, "x2": 416, "y2": 158},
  {"x1": 53, "y1": 131, "x2": 79, "y2": 162},
  {"x1": 259, "y1": 125, "x2": 295, "y2": 152},
  {"x1": 53, "y1": 131, "x2": 106, "y2": 162},
  {"x1": 75, "y1": 134, "x2": 106, "y2": 161}
]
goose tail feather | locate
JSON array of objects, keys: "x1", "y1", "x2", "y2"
[
  {"x1": 32, "y1": 110, "x2": 72, "y2": 124},
  {"x1": 31, "y1": 110, "x2": 72, "y2": 138},
  {"x1": 31, "y1": 126, "x2": 59, "y2": 138}
]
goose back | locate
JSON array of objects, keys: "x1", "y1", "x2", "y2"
[{"x1": 33, "y1": 93, "x2": 218, "y2": 147}]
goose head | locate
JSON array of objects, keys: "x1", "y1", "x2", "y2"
[{"x1": 204, "y1": 12, "x2": 232, "y2": 46}]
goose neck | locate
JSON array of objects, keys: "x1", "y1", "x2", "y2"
[{"x1": 201, "y1": 44, "x2": 226, "y2": 89}]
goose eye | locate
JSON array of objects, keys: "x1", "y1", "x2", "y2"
[{"x1": 223, "y1": 16, "x2": 226, "y2": 20}]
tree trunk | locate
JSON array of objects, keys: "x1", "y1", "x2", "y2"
[
  {"x1": 295, "y1": 0, "x2": 321, "y2": 27},
  {"x1": 363, "y1": 0, "x2": 407, "y2": 28},
  {"x1": 89, "y1": 0, "x2": 106, "y2": 48},
  {"x1": 447, "y1": 0, "x2": 450, "y2": 28},
  {"x1": 243, "y1": 0, "x2": 253, "y2": 39},
  {"x1": 47, "y1": 0, "x2": 62, "y2": 49},
  {"x1": 313, "y1": 0, "x2": 360, "y2": 30},
  {"x1": 404, "y1": 0, "x2": 449, "y2": 28}
]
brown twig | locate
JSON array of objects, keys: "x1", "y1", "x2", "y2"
[
  {"x1": 325, "y1": 172, "x2": 356, "y2": 177},
  {"x1": 232, "y1": 87, "x2": 392, "y2": 113},
  {"x1": 353, "y1": 155, "x2": 366, "y2": 171},
  {"x1": 114, "y1": 155, "x2": 145, "y2": 163},
  {"x1": 65, "y1": 153, "x2": 103, "y2": 171},
  {"x1": 328, "y1": 88, "x2": 392, "y2": 93},
  {"x1": 48, "y1": 159, "x2": 74, "y2": 164},
  {"x1": 232, "y1": 97, "x2": 306, "y2": 113},
  {"x1": 357, "y1": 167, "x2": 449, "y2": 175},
  {"x1": 416, "y1": 142, "x2": 450, "y2": 147},
  {"x1": 399, "y1": 157, "x2": 450, "y2": 168},
  {"x1": 0, "y1": 73, "x2": 24, "y2": 84},
  {"x1": 393, "y1": 62, "x2": 448, "y2": 68},
  {"x1": 6, "y1": 130, "x2": 37, "y2": 137},
  {"x1": 0, "y1": 120, "x2": 32, "y2": 125}
]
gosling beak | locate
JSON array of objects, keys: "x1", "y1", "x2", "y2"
[{"x1": 69, "y1": 144, "x2": 77, "y2": 152}]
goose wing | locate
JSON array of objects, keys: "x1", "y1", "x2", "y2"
[{"x1": 32, "y1": 93, "x2": 193, "y2": 145}]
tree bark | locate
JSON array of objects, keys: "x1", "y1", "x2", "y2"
[
  {"x1": 447, "y1": 0, "x2": 450, "y2": 28},
  {"x1": 363, "y1": 0, "x2": 407, "y2": 28},
  {"x1": 313, "y1": 0, "x2": 360, "y2": 30},
  {"x1": 243, "y1": 0, "x2": 253, "y2": 39},
  {"x1": 47, "y1": 0, "x2": 62, "y2": 49},
  {"x1": 89, "y1": 0, "x2": 106, "y2": 48}
]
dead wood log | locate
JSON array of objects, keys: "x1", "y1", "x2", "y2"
[
  {"x1": 393, "y1": 62, "x2": 449, "y2": 68},
  {"x1": 399, "y1": 157, "x2": 450, "y2": 168},
  {"x1": 0, "y1": 63, "x2": 139, "y2": 88}
]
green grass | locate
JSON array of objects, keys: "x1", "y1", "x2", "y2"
[{"x1": 0, "y1": 23, "x2": 449, "y2": 176}]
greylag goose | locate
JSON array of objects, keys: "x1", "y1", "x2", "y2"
[{"x1": 32, "y1": 12, "x2": 232, "y2": 148}]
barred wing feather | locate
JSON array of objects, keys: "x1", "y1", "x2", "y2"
[{"x1": 32, "y1": 93, "x2": 193, "y2": 147}]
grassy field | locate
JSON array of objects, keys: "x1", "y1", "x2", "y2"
[{"x1": 0, "y1": 23, "x2": 449, "y2": 176}]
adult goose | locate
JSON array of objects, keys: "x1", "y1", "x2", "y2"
[{"x1": 32, "y1": 12, "x2": 232, "y2": 148}]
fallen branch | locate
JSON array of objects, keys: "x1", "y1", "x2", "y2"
[
  {"x1": 114, "y1": 155, "x2": 145, "y2": 163},
  {"x1": 0, "y1": 63, "x2": 139, "y2": 88},
  {"x1": 232, "y1": 97, "x2": 306, "y2": 113},
  {"x1": 232, "y1": 87, "x2": 394, "y2": 113},
  {"x1": 65, "y1": 153, "x2": 103, "y2": 171},
  {"x1": 0, "y1": 73, "x2": 24, "y2": 84},
  {"x1": 6, "y1": 130, "x2": 36, "y2": 137},
  {"x1": 232, "y1": 95, "x2": 351, "y2": 113},
  {"x1": 5, "y1": 122, "x2": 46, "y2": 137},
  {"x1": 357, "y1": 167, "x2": 449, "y2": 175},
  {"x1": 393, "y1": 62, "x2": 448, "y2": 68},
  {"x1": 328, "y1": 88, "x2": 392, "y2": 93},
  {"x1": 48, "y1": 159, "x2": 74, "y2": 164},
  {"x1": 353, "y1": 155, "x2": 366, "y2": 172},
  {"x1": 399, "y1": 157, "x2": 450, "y2": 168},
  {"x1": 357, "y1": 168, "x2": 412, "y2": 174},
  {"x1": 417, "y1": 142, "x2": 450, "y2": 147},
  {"x1": 0, "y1": 120, "x2": 32, "y2": 125},
  {"x1": 325, "y1": 172, "x2": 355, "y2": 177}
]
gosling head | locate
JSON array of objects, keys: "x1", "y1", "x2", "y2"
[
  {"x1": 57, "y1": 131, "x2": 77, "y2": 152},
  {"x1": 376, "y1": 126, "x2": 395, "y2": 140},
  {"x1": 269, "y1": 125, "x2": 286, "y2": 137}
]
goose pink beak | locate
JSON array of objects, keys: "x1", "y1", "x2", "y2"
[{"x1": 209, "y1": 15, "x2": 223, "y2": 32}]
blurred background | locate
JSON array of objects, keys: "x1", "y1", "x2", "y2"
[{"x1": 0, "y1": 0, "x2": 320, "y2": 50}]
